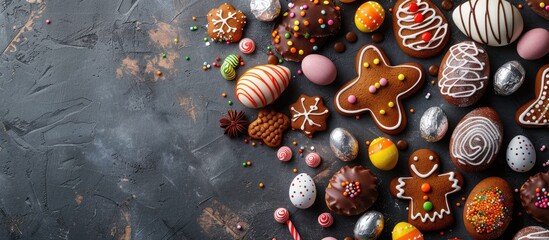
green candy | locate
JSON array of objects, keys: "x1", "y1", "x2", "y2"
[
  {"x1": 220, "y1": 62, "x2": 236, "y2": 81},
  {"x1": 224, "y1": 54, "x2": 240, "y2": 68},
  {"x1": 423, "y1": 201, "x2": 433, "y2": 211}
]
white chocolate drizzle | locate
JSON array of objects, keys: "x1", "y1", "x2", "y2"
[
  {"x1": 291, "y1": 97, "x2": 329, "y2": 134},
  {"x1": 451, "y1": 116, "x2": 501, "y2": 166},
  {"x1": 518, "y1": 68, "x2": 549, "y2": 126}
]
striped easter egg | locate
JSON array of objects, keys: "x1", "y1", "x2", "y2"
[{"x1": 235, "y1": 65, "x2": 291, "y2": 109}]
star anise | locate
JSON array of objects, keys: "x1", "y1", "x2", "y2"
[{"x1": 219, "y1": 110, "x2": 249, "y2": 138}]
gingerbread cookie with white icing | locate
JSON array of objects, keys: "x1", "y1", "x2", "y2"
[
  {"x1": 390, "y1": 149, "x2": 464, "y2": 231},
  {"x1": 334, "y1": 44, "x2": 425, "y2": 135},
  {"x1": 289, "y1": 94, "x2": 330, "y2": 137},
  {"x1": 438, "y1": 41, "x2": 490, "y2": 107},
  {"x1": 515, "y1": 64, "x2": 549, "y2": 128},
  {"x1": 207, "y1": 3, "x2": 247, "y2": 42},
  {"x1": 392, "y1": 0, "x2": 450, "y2": 58}
]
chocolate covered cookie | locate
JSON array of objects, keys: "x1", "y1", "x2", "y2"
[
  {"x1": 393, "y1": 0, "x2": 450, "y2": 58},
  {"x1": 272, "y1": 23, "x2": 327, "y2": 62},
  {"x1": 334, "y1": 44, "x2": 425, "y2": 135},
  {"x1": 450, "y1": 107, "x2": 503, "y2": 172},
  {"x1": 325, "y1": 166, "x2": 379, "y2": 216},
  {"x1": 248, "y1": 109, "x2": 290, "y2": 147},
  {"x1": 520, "y1": 172, "x2": 549, "y2": 226},
  {"x1": 279, "y1": 0, "x2": 341, "y2": 37},
  {"x1": 207, "y1": 3, "x2": 247, "y2": 42},
  {"x1": 289, "y1": 94, "x2": 330, "y2": 137},
  {"x1": 390, "y1": 149, "x2": 464, "y2": 231},
  {"x1": 515, "y1": 64, "x2": 549, "y2": 128},
  {"x1": 438, "y1": 41, "x2": 490, "y2": 107}
]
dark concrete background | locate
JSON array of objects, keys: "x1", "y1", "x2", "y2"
[{"x1": 0, "y1": 0, "x2": 547, "y2": 239}]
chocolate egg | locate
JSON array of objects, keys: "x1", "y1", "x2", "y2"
[
  {"x1": 464, "y1": 177, "x2": 513, "y2": 240},
  {"x1": 368, "y1": 137, "x2": 398, "y2": 170},
  {"x1": 419, "y1": 106, "x2": 448, "y2": 142},
  {"x1": 453, "y1": 0, "x2": 523, "y2": 46},
  {"x1": 235, "y1": 65, "x2": 291, "y2": 108},
  {"x1": 392, "y1": 222, "x2": 424, "y2": 240},
  {"x1": 250, "y1": 0, "x2": 281, "y2": 22},
  {"x1": 330, "y1": 128, "x2": 359, "y2": 161},
  {"x1": 517, "y1": 28, "x2": 549, "y2": 60},
  {"x1": 493, "y1": 61, "x2": 526, "y2": 96},
  {"x1": 513, "y1": 226, "x2": 549, "y2": 239},
  {"x1": 302, "y1": 54, "x2": 337, "y2": 85},
  {"x1": 355, "y1": 1, "x2": 385, "y2": 32},
  {"x1": 506, "y1": 135, "x2": 536, "y2": 173},
  {"x1": 354, "y1": 211, "x2": 384, "y2": 240},
  {"x1": 450, "y1": 107, "x2": 503, "y2": 172},
  {"x1": 288, "y1": 173, "x2": 316, "y2": 209}
]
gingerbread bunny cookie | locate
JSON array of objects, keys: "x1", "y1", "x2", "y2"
[
  {"x1": 390, "y1": 149, "x2": 464, "y2": 231},
  {"x1": 515, "y1": 64, "x2": 549, "y2": 128},
  {"x1": 334, "y1": 45, "x2": 425, "y2": 134}
]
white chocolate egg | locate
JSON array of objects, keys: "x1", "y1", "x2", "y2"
[
  {"x1": 506, "y1": 135, "x2": 536, "y2": 173},
  {"x1": 289, "y1": 173, "x2": 317, "y2": 209},
  {"x1": 235, "y1": 65, "x2": 291, "y2": 108}
]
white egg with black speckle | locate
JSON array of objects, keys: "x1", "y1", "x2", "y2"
[
  {"x1": 506, "y1": 135, "x2": 536, "y2": 172},
  {"x1": 289, "y1": 173, "x2": 316, "y2": 209}
]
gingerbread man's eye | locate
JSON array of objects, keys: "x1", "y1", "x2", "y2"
[
  {"x1": 413, "y1": 156, "x2": 419, "y2": 161},
  {"x1": 429, "y1": 155, "x2": 434, "y2": 161}
]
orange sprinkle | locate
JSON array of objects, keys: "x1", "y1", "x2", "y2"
[
  {"x1": 518, "y1": 3, "x2": 523, "y2": 8},
  {"x1": 456, "y1": 202, "x2": 461, "y2": 207},
  {"x1": 365, "y1": 141, "x2": 370, "y2": 146},
  {"x1": 423, "y1": 195, "x2": 429, "y2": 200},
  {"x1": 293, "y1": 168, "x2": 298, "y2": 173},
  {"x1": 310, "y1": 38, "x2": 316, "y2": 43},
  {"x1": 355, "y1": 115, "x2": 360, "y2": 120},
  {"x1": 290, "y1": 47, "x2": 297, "y2": 53},
  {"x1": 410, "y1": 108, "x2": 415, "y2": 113},
  {"x1": 259, "y1": 182, "x2": 264, "y2": 188},
  {"x1": 303, "y1": 20, "x2": 309, "y2": 26},
  {"x1": 292, "y1": 141, "x2": 297, "y2": 145},
  {"x1": 318, "y1": 18, "x2": 324, "y2": 24},
  {"x1": 300, "y1": 11, "x2": 306, "y2": 17}
]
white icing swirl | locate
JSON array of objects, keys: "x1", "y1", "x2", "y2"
[
  {"x1": 439, "y1": 41, "x2": 487, "y2": 98},
  {"x1": 452, "y1": 116, "x2": 501, "y2": 166},
  {"x1": 396, "y1": 0, "x2": 448, "y2": 51},
  {"x1": 518, "y1": 68, "x2": 549, "y2": 126},
  {"x1": 517, "y1": 229, "x2": 549, "y2": 239}
]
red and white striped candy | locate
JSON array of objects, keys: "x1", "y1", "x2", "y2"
[
  {"x1": 287, "y1": 219, "x2": 302, "y2": 240},
  {"x1": 318, "y1": 212, "x2": 334, "y2": 228},
  {"x1": 305, "y1": 152, "x2": 321, "y2": 168},
  {"x1": 277, "y1": 146, "x2": 293, "y2": 161},
  {"x1": 239, "y1": 38, "x2": 256, "y2": 54},
  {"x1": 274, "y1": 208, "x2": 290, "y2": 223},
  {"x1": 235, "y1": 65, "x2": 291, "y2": 108}
]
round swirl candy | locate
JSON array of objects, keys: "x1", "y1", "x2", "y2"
[
  {"x1": 220, "y1": 62, "x2": 236, "y2": 81},
  {"x1": 305, "y1": 152, "x2": 321, "y2": 168},
  {"x1": 318, "y1": 212, "x2": 334, "y2": 228},
  {"x1": 450, "y1": 107, "x2": 503, "y2": 172},
  {"x1": 274, "y1": 207, "x2": 289, "y2": 223},
  {"x1": 239, "y1": 38, "x2": 256, "y2": 54},
  {"x1": 355, "y1": 1, "x2": 385, "y2": 33},
  {"x1": 277, "y1": 146, "x2": 293, "y2": 161}
]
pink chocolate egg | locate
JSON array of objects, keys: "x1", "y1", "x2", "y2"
[
  {"x1": 517, "y1": 28, "x2": 549, "y2": 60},
  {"x1": 302, "y1": 54, "x2": 337, "y2": 85}
]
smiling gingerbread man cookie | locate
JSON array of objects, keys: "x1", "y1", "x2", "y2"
[
  {"x1": 334, "y1": 45, "x2": 425, "y2": 134},
  {"x1": 390, "y1": 149, "x2": 464, "y2": 231}
]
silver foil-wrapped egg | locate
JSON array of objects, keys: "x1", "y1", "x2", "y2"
[
  {"x1": 493, "y1": 61, "x2": 526, "y2": 96},
  {"x1": 419, "y1": 106, "x2": 448, "y2": 142},
  {"x1": 329, "y1": 128, "x2": 358, "y2": 161},
  {"x1": 354, "y1": 211, "x2": 384, "y2": 240},
  {"x1": 250, "y1": 0, "x2": 281, "y2": 22}
]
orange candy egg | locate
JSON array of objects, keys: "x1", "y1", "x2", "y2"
[{"x1": 355, "y1": 1, "x2": 385, "y2": 32}]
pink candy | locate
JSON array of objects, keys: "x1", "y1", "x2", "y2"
[
  {"x1": 305, "y1": 152, "x2": 321, "y2": 168},
  {"x1": 369, "y1": 85, "x2": 377, "y2": 93},
  {"x1": 277, "y1": 146, "x2": 293, "y2": 161},
  {"x1": 347, "y1": 95, "x2": 357, "y2": 104},
  {"x1": 274, "y1": 208, "x2": 290, "y2": 223},
  {"x1": 317, "y1": 212, "x2": 334, "y2": 228}
]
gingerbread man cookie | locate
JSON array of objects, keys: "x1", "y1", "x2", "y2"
[
  {"x1": 207, "y1": 3, "x2": 247, "y2": 42},
  {"x1": 390, "y1": 149, "x2": 464, "y2": 231},
  {"x1": 248, "y1": 109, "x2": 290, "y2": 148},
  {"x1": 516, "y1": 64, "x2": 549, "y2": 128},
  {"x1": 334, "y1": 45, "x2": 425, "y2": 135},
  {"x1": 289, "y1": 94, "x2": 330, "y2": 137}
]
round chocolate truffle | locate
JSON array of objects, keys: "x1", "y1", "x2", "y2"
[{"x1": 520, "y1": 172, "x2": 549, "y2": 226}]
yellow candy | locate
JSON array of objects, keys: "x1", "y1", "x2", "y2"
[
  {"x1": 392, "y1": 222, "x2": 424, "y2": 240},
  {"x1": 373, "y1": 58, "x2": 380, "y2": 65},
  {"x1": 355, "y1": 1, "x2": 385, "y2": 33},
  {"x1": 368, "y1": 137, "x2": 398, "y2": 170}
]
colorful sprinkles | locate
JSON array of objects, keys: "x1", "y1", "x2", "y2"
[
  {"x1": 341, "y1": 181, "x2": 361, "y2": 198},
  {"x1": 535, "y1": 187, "x2": 549, "y2": 208},
  {"x1": 465, "y1": 187, "x2": 509, "y2": 234}
]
